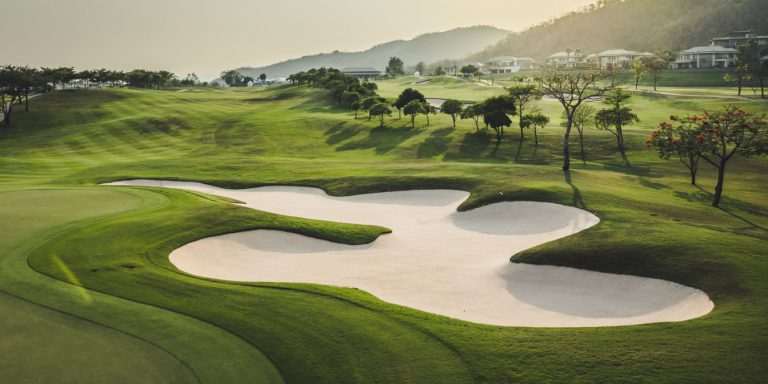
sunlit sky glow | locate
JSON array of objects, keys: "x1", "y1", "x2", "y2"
[{"x1": 3, "y1": 0, "x2": 596, "y2": 80}]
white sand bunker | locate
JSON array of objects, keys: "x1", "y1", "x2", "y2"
[{"x1": 105, "y1": 180, "x2": 714, "y2": 327}]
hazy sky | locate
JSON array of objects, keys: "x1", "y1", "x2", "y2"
[{"x1": 2, "y1": 0, "x2": 596, "y2": 80}]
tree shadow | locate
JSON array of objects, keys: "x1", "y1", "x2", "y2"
[
  {"x1": 336, "y1": 125, "x2": 421, "y2": 154},
  {"x1": 324, "y1": 122, "x2": 363, "y2": 145},
  {"x1": 445, "y1": 132, "x2": 492, "y2": 160},
  {"x1": 564, "y1": 170, "x2": 587, "y2": 210},
  {"x1": 417, "y1": 128, "x2": 454, "y2": 158},
  {"x1": 638, "y1": 177, "x2": 672, "y2": 190}
]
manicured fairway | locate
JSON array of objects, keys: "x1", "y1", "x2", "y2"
[{"x1": 1, "y1": 84, "x2": 766, "y2": 383}]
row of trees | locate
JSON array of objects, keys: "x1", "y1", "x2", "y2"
[
  {"x1": 220, "y1": 70, "x2": 267, "y2": 87},
  {"x1": 0, "y1": 65, "x2": 197, "y2": 125}
]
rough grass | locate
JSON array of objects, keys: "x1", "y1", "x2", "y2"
[{"x1": 0, "y1": 85, "x2": 766, "y2": 383}]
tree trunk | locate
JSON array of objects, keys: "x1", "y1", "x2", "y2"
[
  {"x1": 25, "y1": 91, "x2": 29, "y2": 112},
  {"x1": 690, "y1": 165, "x2": 697, "y2": 185},
  {"x1": 635, "y1": 77, "x2": 639, "y2": 90},
  {"x1": 760, "y1": 76, "x2": 765, "y2": 98},
  {"x1": 426, "y1": 113, "x2": 430, "y2": 126},
  {"x1": 452, "y1": 115, "x2": 456, "y2": 127},
  {"x1": 534, "y1": 127, "x2": 539, "y2": 145},
  {"x1": 562, "y1": 114, "x2": 573, "y2": 171},
  {"x1": 578, "y1": 129, "x2": 586, "y2": 164},
  {"x1": 617, "y1": 126, "x2": 628, "y2": 165},
  {"x1": 520, "y1": 126, "x2": 525, "y2": 142},
  {"x1": 712, "y1": 160, "x2": 726, "y2": 207},
  {"x1": 411, "y1": 115, "x2": 415, "y2": 129},
  {"x1": 653, "y1": 74, "x2": 658, "y2": 92},
  {"x1": 737, "y1": 76, "x2": 742, "y2": 96}
]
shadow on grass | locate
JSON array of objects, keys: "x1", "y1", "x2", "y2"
[
  {"x1": 564, "y1": 170, "x2": 587, "y2": 210},
  {"x1": 337, "y1": 125, "x2": 421, "y2": 154},
  {"x1": 324, "y1": 122, "x2": 363, "y2": 145},
  {"x1": 417, "y1": 128, "x2": 454, "y2": 158}
]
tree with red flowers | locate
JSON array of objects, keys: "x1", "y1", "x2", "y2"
[
  {"x1": 651, "y1": 105, "x2": 768, "y2": 207},
  {"x1": 649, "y1": 119, "x2": 705, "y2": 185}
]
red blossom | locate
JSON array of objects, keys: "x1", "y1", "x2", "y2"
[
  {"x1": 696, "y1": 135, "x2": 705, "y2": 143},
  {"x1": 651, "y1": 131, "x2": 659, "y2": 137}
]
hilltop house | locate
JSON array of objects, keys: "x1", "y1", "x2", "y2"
[
  {"x1": 484, "y1": 56, "x2": 536, "y2": 73},
  {"x1": 341, "y1": 67, "x2": 383, "y2": 80},
  {"x1": 672, "y1": 45, "x2": 740, "y2": 69},
  {"x1": 712, "y1": 30, "x2": 768, "y2": 49},
  {"x1": 588, "y1": 49, "x2": 655, "y2": 69},
  {"x1": 546, "y1": 51, "x2": 586, "y2": 69}
]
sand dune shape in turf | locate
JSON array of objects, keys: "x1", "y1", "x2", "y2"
[{"x1": 104, "y1": 180, "x2": 714, "y2": 327}]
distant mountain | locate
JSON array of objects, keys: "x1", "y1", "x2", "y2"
[
  {"x1": 237, "y1": 26, "x2": 509, "y2": 78},
  {"x1": 474, "y1": 0, "x2": 768, "y2": 61}
]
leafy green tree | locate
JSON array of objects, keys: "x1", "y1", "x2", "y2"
[
  {"x1": 595, "y1": 89, "x2": 638, "y2": 165},
  {"x1": 370, "y1": 103, "x2": 393, "y2": 128},
  {"x1": 652, "y1": 106, "x2": 768, "y2": 206},
  {"x1": 403, "y1": 100, "x2": 425, "y2": 128},
  {"x1": 361, "y1": 96, "x2": 385, "y2": 121},
  {"x1": 630, "y1": 60, "x2": 647, "y2": 90},
  {"x1": 460, "y1": 103, "x2": 483, "y2": 133},
  {"x1": 562, "y1": 105, "x2": 596, "y2": 164},
  {"x1": 440, "y1": 99, "x2": 463, "y2": 127},
  {"x1": 481, "y1": 95, "x2": 516, "y2": 143},
  {"x1": 520, "y1": 110, "x2": 549, "y2": 145},
  {"x1": 640, "y1": 54, "x2": 672, "y2": 92},
  {"x1": 460, "y1": 65, "x2": 479, "y2": 78},
  {"x1": 422, "y1": 102, "x2": 436, "y2": 126},
  {"x1": 537, "y1": 69, "x2": 618, "y2": 170},
  {"x1": 507, "y1": 85, "x2": 541, "y2": 141},
  {"x1": 0, "y1": 65, "x2": 27, "y2": 125},
  {"x1": 415, "y1": 62, "x2": 426, "y2": 75},
  {"x1": 259, "y1": 73, "x2": 267, "y2": 82},
  {"x1": 343, "y1": 91, "x2": 362, "y2": 118},
  {"x1": 394, "y1": 88, "x2": 425, "y2": 119},
  {"x1": 434, "y1": 66, "x2": 446, "y2": 76},
  {"x1": 221, "y1": 70, "x2": 244, "y2": 87},
  {"x1": 386, "y1": 57, "x2": 405, "y2": 76}
]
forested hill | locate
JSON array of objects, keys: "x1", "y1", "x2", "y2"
[
  {"x1": 237, "y1": 26, "x2": 508, "y2": 78},
  {"x1": 475, "y1": 0, "x2": 768, "y2": 60}
]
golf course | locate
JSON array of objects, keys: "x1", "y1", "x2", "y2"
[{"x1": 1, "y1": 75, "x2": 767, "y2": 383}]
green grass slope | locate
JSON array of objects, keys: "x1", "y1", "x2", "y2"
[{"x1": 0, "y1": 85, "x2": 767, "y2": 383}]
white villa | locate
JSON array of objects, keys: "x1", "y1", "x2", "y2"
[
  {"x1": 484, "y1": 56, "x2": 536, "y2": 73},
  {"x1": 672, "y1": 45, "x2": 740, "y2": 69},
  {"x1": 546, "y1": 51, "x2": 585, "y2": 69},
  {"x1": 588, "y1": 49, "x2": 655, "y2": 69}
]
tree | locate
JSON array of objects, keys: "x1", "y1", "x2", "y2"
[
  {"x1": 221, "y1": 70, "x2": 244, "y2": 87},
  {"x1": 181, "y1": 73, "x2": 200, "y2": 86},
  {"x1": 640, "y1": 54, "x2": 672, "y2": 92},
  {"x1": 630, "y1": 59, "x2": 647, "y2": 90},
  {"x1": 507, "y1": 85, "x2": 541, "y2": 141},
  {"x1": 537, "y1": 69, "x2": 618, "y2": 170},
  {"x1": 653, "y1": 106, "x2": 768, "y2": 207},
  {"x1": 520, "y1": 111, "x2": 549, "y2": 145},
  {"x1": 0, "y1": 66, "x2": 27, "y2": 125},
  {"x1": 361, "y1": 96, "x2": 384, "y2": 121},
  {"x1": 743, "y1": 39, "x2": 765, "y2": 98},
  {"x1": 386, "y1": 57, "x2": 405, "y2": 76},
  {"x1": 394, "y1": 88, "x2": 425, "y2": 119},
  {"x1": 415, "y1": 62, "x2": 426, "y2": 75},
  {"x1": 440, "y1": 99, "x2": 463, "y2": 127},
  {"x1": 460, "y1": 65, "x2": 479, "y2": 78},
  {"x1": 422, "y1": 102, "x2": 436, "y2": 126},
  {"x1": 343, "y1": 91, "x2": 362, "y2": 118},
  {"x1": 595, "y1": 89, "x2": 639, "y2": 165},
  {"x1": 460, "y1": 103, "x2": 483, "y2": 133},
  {"x1": 370, "y1": 103, "x2": 393, "y2": 128},
  {"x1": 563, "y1": 105, "x2": 596, "y2": 164},
  {"x1": 403, "y1": 100, "x2": 425, "y2": 128},
  {"x1": 724, "y1": 63, "x2": 751, "y2": 96},
  {"x1": 259, "y1": 73, "x2": 267, "y2": 82},
  {"x1": 481, "y1": 95, "x2": 516, "y2": 143},
  {"x1": 649, "y1": 120, "x2": 705, "y2": 185},
  {"x1": 434, "y1": 66, "x2": 446, "y2": 76}
]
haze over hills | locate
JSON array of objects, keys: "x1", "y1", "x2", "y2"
[
  {"x1": 237, "y1": 26, "x2": 509, "y2": 78},
  {"x1": 475, "y1": 0, "x2": 768, "y2": 60}
]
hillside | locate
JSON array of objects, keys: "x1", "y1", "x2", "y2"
[
  {"x1": 237, "y1": 26, "x2": 508, "y2": 78},
  {"x1": 475, "y1": 0, "x2": 768, "y2": 60}
]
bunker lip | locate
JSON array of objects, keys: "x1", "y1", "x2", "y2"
[{"x1": 103, "y1": 179, "x2": 715, "y2": 327}]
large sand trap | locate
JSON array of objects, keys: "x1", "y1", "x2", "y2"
[{"x1": 104, "y1": 180, "x2": 714, "y2": 327}]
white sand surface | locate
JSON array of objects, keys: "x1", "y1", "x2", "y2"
[{"x1": 104, "y1": 179, "x2": 714, "y2": 327}]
